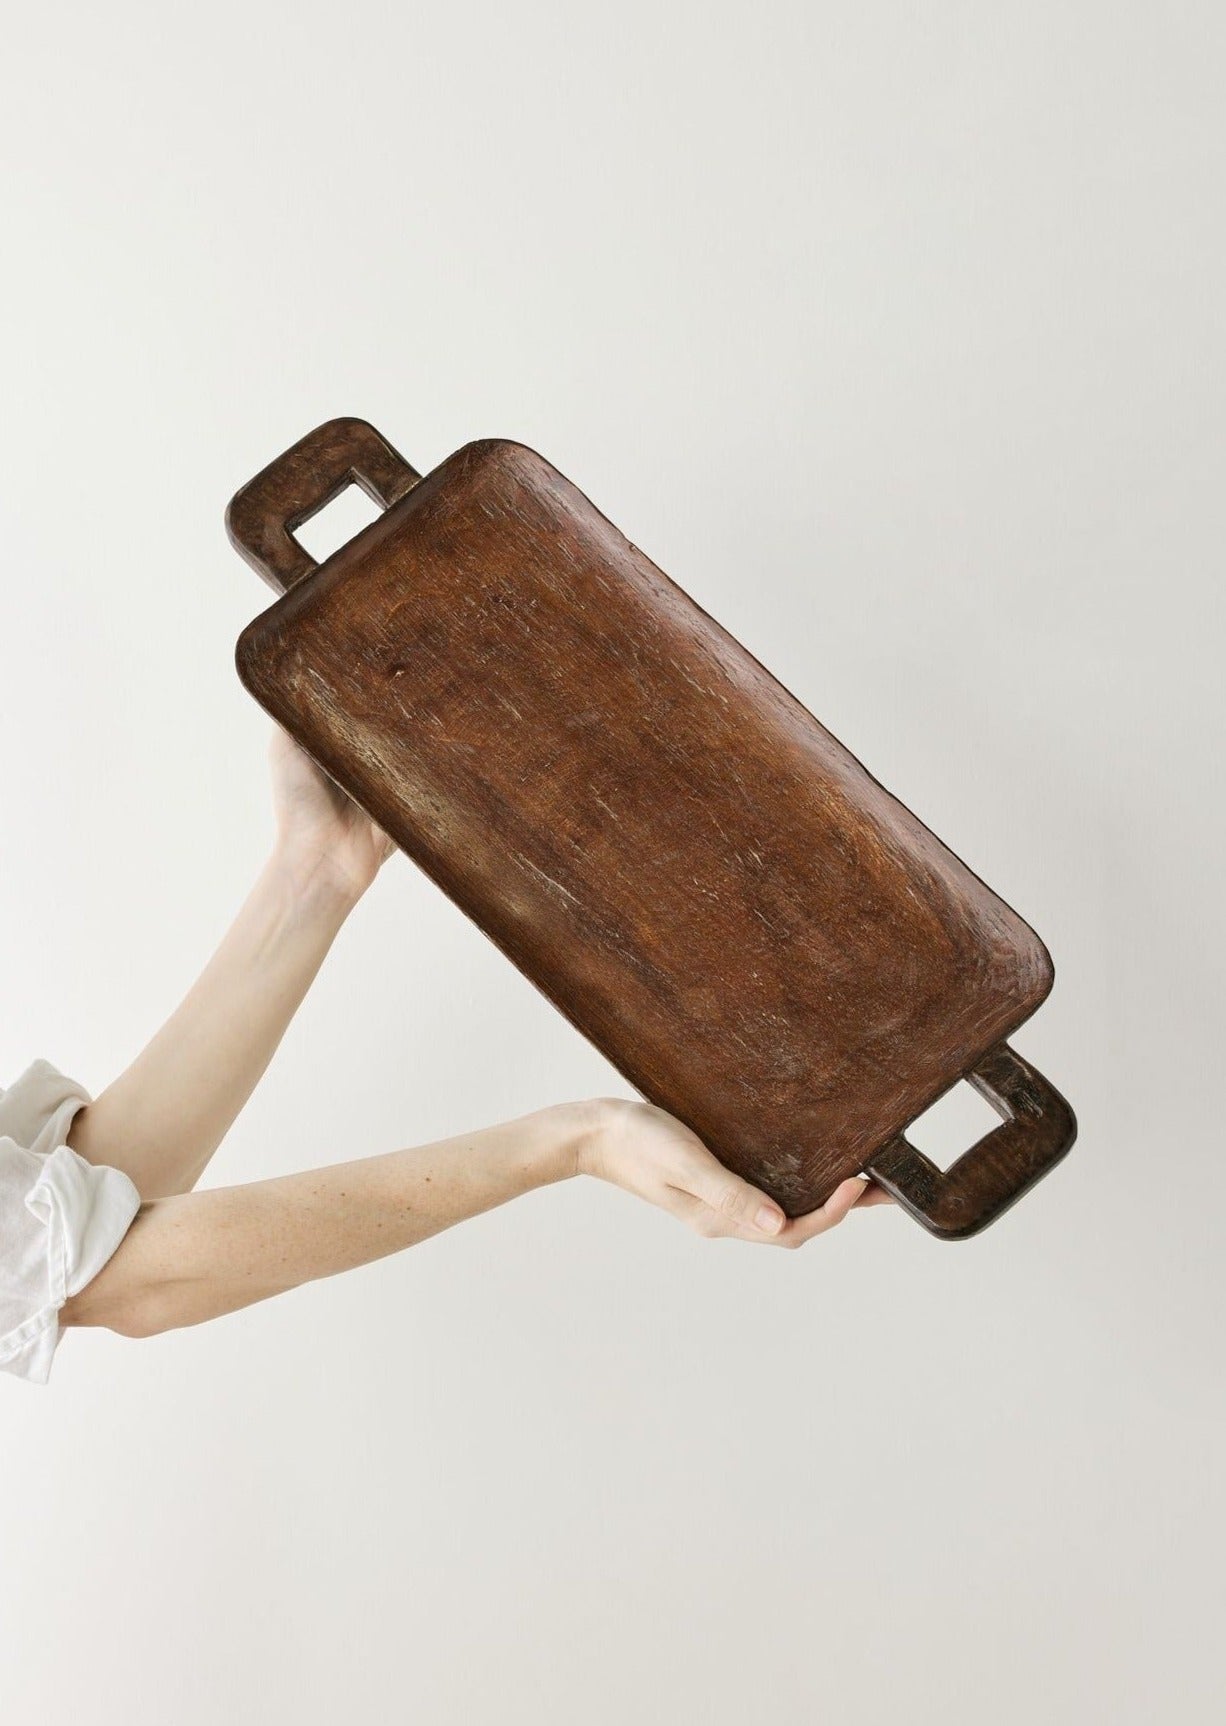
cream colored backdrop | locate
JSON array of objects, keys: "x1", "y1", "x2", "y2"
[{"x1": 2, "y1": 4, "x2": 1221, "y2": 1721}]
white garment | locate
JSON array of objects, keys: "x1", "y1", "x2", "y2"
[{"x1": 0, "y1": 1059, "x2": 141, "y2": 1385}]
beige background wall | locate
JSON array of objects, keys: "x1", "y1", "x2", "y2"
[{"x1": 2, "y1": 4, "x2": 1221, "y2": 1721}]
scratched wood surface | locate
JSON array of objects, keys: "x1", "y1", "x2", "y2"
[{"x1": 229, "y1": 422, "x2": 1075, "y2": 1235}]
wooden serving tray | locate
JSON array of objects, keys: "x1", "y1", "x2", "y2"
[{"x1": 227, "y1": 417, "x2": 1075, "y2": 1237}]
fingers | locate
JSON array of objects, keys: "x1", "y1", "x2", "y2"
[
  {"x1": 667, "y1": 1147, "x2": 787, "y2": 1240},
  {"x1": 655, "y1": 1124, "x2": 894, "y2": 1249},
  {"x1": 772, "y1": 1177, "x2": 871, "y2": 1246},
  {"x1": 672, "y1": 1174, "x2": 890, "y2": 1249}
]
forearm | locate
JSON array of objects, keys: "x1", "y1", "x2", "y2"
[
  {"x1": 67, "y1": 845, "x2": 358, "y2": 1200},
  {"x1": 61, "y1": 1101, "x2": 592, "y2": 1338}
]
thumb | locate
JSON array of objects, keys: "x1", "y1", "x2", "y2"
[{"x1": 687, "y1": 1162, "x2": 786, "y2": 1236}]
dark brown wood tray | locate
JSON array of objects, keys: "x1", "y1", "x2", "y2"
[{"x1": 227, "y1": 417, "x2": 1075, "y2": 1237}]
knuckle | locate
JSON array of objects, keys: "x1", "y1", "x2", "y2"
[
  {"x1": 667, "y1": 1149, "x2": 705, "y2": 1190},
  {"x1": 717, "y1": 1182, "x2": 747, "y2": 1220}
]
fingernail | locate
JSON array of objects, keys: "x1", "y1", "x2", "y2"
[{"x1": 755, "y1": 1204, "x2": 784, "y2": 1234}]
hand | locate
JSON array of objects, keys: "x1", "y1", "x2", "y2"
[
  {"x1": 267, "y1": 724, "x2": 396, "y2": 904},
  {"x1": 579, "y1": 1097, "x2": 891, "y2": 1247}
]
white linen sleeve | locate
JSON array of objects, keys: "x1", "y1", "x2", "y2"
[{"x1": 0, "y1": 1061, "x2": 141, "y2": 1386}]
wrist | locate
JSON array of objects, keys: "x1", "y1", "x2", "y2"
[
  {"x1": 528, "y1": 1098, "x2": 609, "y2": 1185},
  {"x1": 266, "y1": 840, "x2": 365, "y2": 923}
]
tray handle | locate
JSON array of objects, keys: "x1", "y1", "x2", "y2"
[
  {"x1": 864, "y1": 1043, "x2": 1076, "y2": 1239},
  {"x1": 225, "y1": 416, "x2": 421, "y2": 594}
]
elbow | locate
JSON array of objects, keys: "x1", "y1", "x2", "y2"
[
  {"x1": 59, "y1": 1274, "x2": 182, "y2": 1341},
  {"x1": 99, "y1": 1302, "x2": 168, "y2": 1341},
  {"x1": 59, "y1": 1198, "x2": 196, "y2": 1340}
]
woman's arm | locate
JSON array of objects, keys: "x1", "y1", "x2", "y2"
[
  {"x1": 66, "y1": 728, "x2": 391, "y2": 1200},
  {"x1": 62, "y1": 721, "x2": 887, "y2": 1328},
  {"x1": 60, "y1": 1100, "x2": 876, "y2": 1340}
]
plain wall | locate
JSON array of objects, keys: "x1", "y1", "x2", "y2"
[{"x1": 2, "y1": 4, "x2": 1222, "y2": 1721}]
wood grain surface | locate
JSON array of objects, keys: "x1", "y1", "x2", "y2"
[{"x1": 229, "y1": 422, "x2": 1075, "y2": 1234}]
